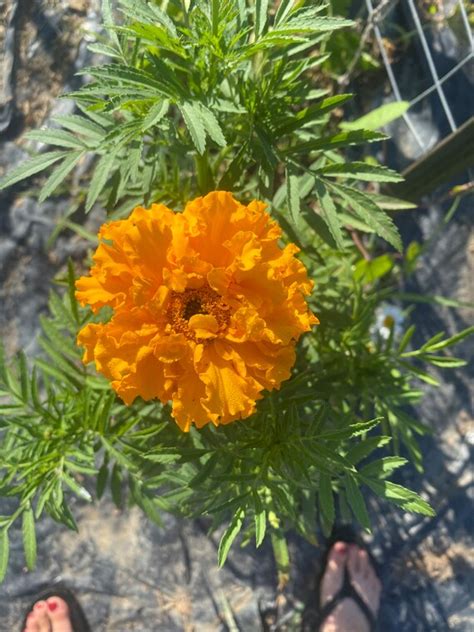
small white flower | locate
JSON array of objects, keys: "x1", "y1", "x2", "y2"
[{"x1": 371, "y1": 304, "x2": 405, "y2": 341}]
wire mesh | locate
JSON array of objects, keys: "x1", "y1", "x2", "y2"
[{"x1": 361, "y1": 0, "x2": 473, "y2": 155}]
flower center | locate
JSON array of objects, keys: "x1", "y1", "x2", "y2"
[{"x1": 167, "y1": 287, "x2": 231, "y2": 340}]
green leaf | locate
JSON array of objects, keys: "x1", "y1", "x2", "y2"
[
  {"x1": 422, "y1": 326, "x2": 474, "y2": 352},
  {"x1": 329, "y1": 181, "x2": 402, "y2": 251},
  {"x1": 319, "y1": 161, "x2": 403, "y2": 183},
  {"x1": 255, "y1": 0, "x2": 269, "y2": 35},
  {"x1": 96, "y1": 463, "x2": 109, "y2": 500},
  {"x1": 276, "y1": 95, "x2": 353, "y2": 135},
  {"x1": 39, "y1": 151, "x2": 85, "y2": 202},
  {"x1": 52, "y1": 114, "x2": 105, "y2": 140},
  {"x1": 111, "y1": 463, "x2": 123, "y2": 509},
  {"x1": 199, "y1": 104, "x2": 226, "y2": 147},
  {"x1": 254, "y1": 493, "x2": 266, "y2": 548},
  {"x1": 22, "y1": 508, "x2": 37, "y2": 571},
  {"x1": 218, "y1": 508, "x2": 244, "y2": 567},
  {"x1": 0, "y1": 151, "x2": 67, "y2": 191},
  {"x1": 319, "y1": 474, "x2": 335, "y2": 534},
  {"x1": 423, "y1": 355, "x2": 467, "y2": 368},
  {"x1": 345, "y1": 436, "x2": 392, "y2": 465},
  {"x1": 61, "y1": 472, "x2": 93, "y2": 502},
  {"x1": 353, "y1": 254, "x2": 394, "y2": 283},
  {"x1": 320, "y1": 418, "x2": 382, "y2": 441},
  {"x1": 0, "y1": 529, "x2": 9, "y2": 583},
  {"x1": 360, "y1": 457, "x2": 408, "y2": 479},
  {"x1": 286, "y1": 130, "x2": 387, "y2": 155},
  {"x1": 370, "y1": 193, "x2": 417, "y2": 210},
  {"x1": 179, "y1": 102, "x2": 206, "y2": 154},
  {"x1": 25, "y1": 129, "x2": 87, "y2": 149},
  {"x1": 314, "y1": 179, "x2": 344, "y2": 249},
  {"x1": 363, "y1": 479, "x2": 435, "y2": 516},
  {"x1": 18, "y1": 352, "x2": 29, "y2": 401},
  {"x1": 286, "y1": 163, "x2": 301, "y2": 227},
  {"x1": 142, "y1": 99, "x2": 169, "y2": 131},
  {"x1": 344, "y1": 474, "x2": 371, "y2": 532},
  {"x1": 398, "y1": 325, "x2": 416, "y2": 354},
  {"x1": 85, "y1": 149, "x2": 118, "y2": 212},
  {"x1": 341, "y1": 101, "x2": 410, "y2": 131}
]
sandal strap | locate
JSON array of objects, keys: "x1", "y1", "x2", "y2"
[{"x1": 319, "y1": 567, "x2": 377, "y2": 632}]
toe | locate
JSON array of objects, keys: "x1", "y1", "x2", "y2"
[
  {"x1": 348, "y1": 544, "x2": 361, "y2": 574},
  {"x1": 31, "y1": 601, "x2": 50, "y2": 632},
  {"x1": 24, "y1": 611, "x2": 40, "y2": 632},
  {"x1": 358, "y1": 548, "x2": 370, "y2": 578},
  {"x1": 320, "y1": 541, "x2": 347, "y2": 607},
  {"x1": 46, "y1": 596, "x2": 74, "y2": 632}
]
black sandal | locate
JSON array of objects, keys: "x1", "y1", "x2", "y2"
[
  {"x1": 20, "y1": 583, "x2": 91, "y2": 632},
  {"x1": 317, "y1": 526, "x2": 380, "y2": 632}
]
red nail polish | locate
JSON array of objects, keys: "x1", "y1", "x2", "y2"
[{"x1": 48, "y1": 601, "x2": 58, "y2": 612}]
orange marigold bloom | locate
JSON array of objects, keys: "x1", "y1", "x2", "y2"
[{"x1": 76, "y1": 191, "x2": 318, "y2": 431}]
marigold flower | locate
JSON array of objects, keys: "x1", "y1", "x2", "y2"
[{"x1": 76, "y1": 191, "x2": 318, "y2": 431}]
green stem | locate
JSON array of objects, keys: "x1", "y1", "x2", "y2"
[{"x1": 195, "y1": 152, "x2": 215, "y2": 194}]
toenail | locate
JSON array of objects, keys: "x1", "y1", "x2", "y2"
[
  {"x1": 34, "y1": 602, "x2": 44, "y2": 609},
  {"x1": 47, "y1": 600, "x2": 58, "y2": 612},
  {"x1": 334, "y1": 541, "x2": 347, "y2": 553}
]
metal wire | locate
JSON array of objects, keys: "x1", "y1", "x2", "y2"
[
  {"x1": 405, "y1": 0, "x2": 457, "y2": 132},
  {"x1": 363, "y1": 0, "x2": 473, "y2": 153},
  {"x1": 364, "y1": 0, "x2": 426, "y2": 151}
]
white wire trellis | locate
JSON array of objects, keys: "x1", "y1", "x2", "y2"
[{"x1": 363, "y1": 0, "x2": 473, "y2": 153}]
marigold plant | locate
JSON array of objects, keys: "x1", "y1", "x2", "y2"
[
  {"x1": 76, "y1": 191, "x2": 318, "y2": 430},
  {"x1": 0, "y1": 0, "x2": 472, "y2": 587}
]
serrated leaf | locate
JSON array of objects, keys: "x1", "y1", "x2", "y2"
[
  {"x1": 142, "y1": 99, "x2": 169, "y2": 131},
  {"x1": 360, "y1": 457, "x2": 408, "y2": 479},
  {"x1": 277, "y1": 95, "x2": 353, "y2": 135},
  {"x1": 0, "y1": 529, "x2": 9, "y2": 583},
  {"x1": 39, "y1": 151, "x2": 85, "y2": 202},
  {"x1": 320, "y1": 418, "x2": 382, "y2": 441},
  {"x1": 199, "y1": 104, "x2": 226, "y2": 147},
  {"x1": 179, "y1": 102, "x2": 206, "y2": 154},
  {"x1": 25, "y1": 129, "x2": 87, "y2": 149},
  {"x1": 218, "y1": 508, "x2": 244, "y2": 567},
  {"x1": 345, "y1": 436, "x2": 392, "y2": 465},
  {"x1": 52, "y1": 114, "x2": 105, "y2": 140},
  {"x1": 319, "y1": 161, "x2": 403, "y2": 183},
  {"x1": 363, "y1": 478, "x2": 435, "y2": 516},
  {"x1": 286, "y1": 130, "x2": 387, "y2": 155},
  {"x1": 329, "y1": 181, "x2": 402, "y2": 251},
  {"x1": 345, "y1": 474, "x2": 371, "y2": 532},
  {"x1": 85, "y1": 149, "x2": 118, "y2": 212},
  {"x1": 22, "y1": 508, "x2": 37, "y2": 571},
  {"x1": 0, "y1": 151, "x2": 67, "y2": 191},
  {"x1": 314, "y1": 179, "x2": 344, "y2": 249},
  {"x1": 274, "y1": 0, "x2": 294, "y2": 24}
]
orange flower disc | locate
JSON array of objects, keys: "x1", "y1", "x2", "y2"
[{"x1": 76, "y1": 191, "x2": 318, "y2": 431}]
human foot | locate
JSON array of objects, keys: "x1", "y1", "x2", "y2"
[
  {"x1": 23, "y1": 596, "x2": 74, "y2": 632},
  {"x1": 319, "y1": 541, "x2": 381, "y2": 632}
]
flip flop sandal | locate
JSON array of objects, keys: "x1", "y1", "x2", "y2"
[
  {"x1": 316, "y1": 525, "x2": 380, "y2": 632},
  {"x1": 20, "y1": 582, "x2": 91, "y2": 632}
]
